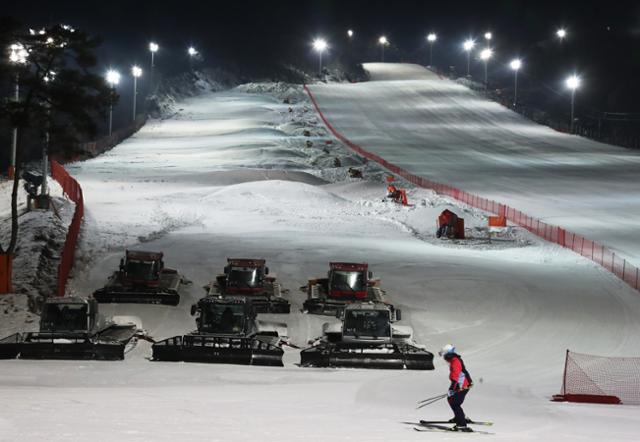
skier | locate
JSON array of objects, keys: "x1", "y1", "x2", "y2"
[{"x1": 439, "y1": 344, "x2": 473, "y2": 432}]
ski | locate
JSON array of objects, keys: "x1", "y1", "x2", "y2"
[
  {"x1": 420, "y1": 419, "x2": 493, "y2": 426},
  {"x1": 414, "y1": 424, "x2": 493, "y2": 435}
]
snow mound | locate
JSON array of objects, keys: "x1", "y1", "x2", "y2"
[
  {"x1": 235, "y1": 82, "x2": 306, "y2": 102},
  {"x1": 203, "y1": 179, "x2": 346, "y2": 206}
]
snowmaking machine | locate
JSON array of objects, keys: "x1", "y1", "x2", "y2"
[
  {"x1": 205, "y1": 258, "x2": 290, "y2": 313},
  {"x1": 0, "y1": 297, "x2": 141, "y2": 360},
  {"x1": 436, "y1": 209, "x2": 465, "y2": 239},
  {"x1": 302, "y1": 262, "x2": 389, "y2": 316},
  {"x1": 300, "y1": 302, "x2": 434, "y2": 370},
  {"x1": 93, "y1": 250, "x2": 185, "y2": 306},
  {"x1": 386, "y1": 175, "x2": 409, "y2": 206},
  {"x1": 151, "y1": 296, "x2": 285, "y2": 366}
]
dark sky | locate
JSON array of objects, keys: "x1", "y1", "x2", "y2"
[{"x1": 5, "y1": 0, "x2": 640, "y2": 111}]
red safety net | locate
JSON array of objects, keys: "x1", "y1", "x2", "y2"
[
  {"x1": 554, "y1": 350, "x2": 640, "y2": 405},
  {"x1": 304, "y1": 85, "x2": 640, "y2": 294},
  {"x1": 50, "y1": 160, "x2": 84, "y2": 296}
]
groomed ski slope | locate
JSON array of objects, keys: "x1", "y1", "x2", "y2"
[
  {"x1": 1, "y1": 84, "x2": 640, "y2": 441},
  {"x1": 308, "y1": 63, "x2": 640, "y2": 267}
]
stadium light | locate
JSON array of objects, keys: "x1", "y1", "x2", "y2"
[
  {"x1": 566, "y1": 75, "x2": 580, "y2": 133},
  {"x1": 427, "y1": 33, "x2": 436, "y2": 67},
  {"x1": 378, "y1": 35, "x2": 389, "y2": 62},
  {"x1": 480, "y1": 48, "x2": 493, "y2": 89},
  {"x1": 312, "y1": 38, "x2": 328, "y2": 75},
  {"x1": 484, "y1": 32, "x2": 492, "y2": 41},
  {"x1": 105, "y1": 69, "x2": 120, "y2": 135},
  {"x1": 556, "y1": 28, "x2": 567, "y2": 39},
  {"x1": 7, "y1": 43, "x2": 29, "y2": 177},
  {"x1": 9, "y1": 43, "x2": 29, "y2": 64},
  {"x1": 188, "y1": 46, "x2": 198, "y2": 56},
  {"x1": 463, "y1": 39, "x2": 475, "y2": 76},
  {"x1": 510, "y1": 59, "x2": 522, "y2": 106},
  {"x1": 347, "y1": 29, "x2": 354, "y2": 38},
  {"x1": 131, "y1": 66, "x2": 142, "y2": 122}
]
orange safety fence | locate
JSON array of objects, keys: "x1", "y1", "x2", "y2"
[
  {"x1": 50, "y1": 160, "x2": 84, "y2": 296},
  {"x1": 304, "y1": 85, "x2": 640, "y2": 293}
]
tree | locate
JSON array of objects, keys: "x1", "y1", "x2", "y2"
[{"x1": 0, "y1": 22, "x2": 113, "y2": 260}]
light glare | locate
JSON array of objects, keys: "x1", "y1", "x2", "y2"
[
  {"x1": 427, "y1": 33, "x2": 437, "y2": 42},
  {"x1": 379, "y1": 36, "x2": 388, "y2": 45},
  {"x1": 347, "y1": 29, "x2": 354, "y2": 38},
  {"x1": 8, "y1": 43, "x2": 29, "y2": 64},
  {"x1": 510, "y1": 59, "x2": 522, "y2": 70},
  {"x1": 463, "y1": 39, "x2": 475, "y2": 51},
  {"x1": 106, "y1": 69, "x2": 121, "y2": 86},
  {"x1": 480, "y1": 48, "x2": 493, "y2": 60},
  {"x1": 566, "y1": 75, "x2": 580, "y2": 90},
  {"x1": 312, "y1": 38, "x2": 328, "y2": 52},
  {"x1": 484, "y1": 32, "x2": 492, "y2": 40},
  {"x1": 557, "y1": 28, "x2": 567, "y2": 39},
  {"x1": 132, "y1": 66, "x2": 142, "y2": 77},
  {"x1": 149, "y1": 42, "x2": 159, "y2": 52}
]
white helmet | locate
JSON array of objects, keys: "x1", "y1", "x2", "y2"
[{"x1": 438, "y1": 344, "x2": 455, "y2": 357}]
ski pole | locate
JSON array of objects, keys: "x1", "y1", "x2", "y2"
[
  {"x1": 417, "y1": 393, "x2": 448, "y2": 405},
  {"x1": 416, "y1": 393, "x2": 448, "y2": 409}
]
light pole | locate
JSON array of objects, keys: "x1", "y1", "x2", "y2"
[
  {"x1": 131, "y1": 66, "x2": 142, "y2": 121},
  {"x1": 106, "y1": 69, "x2": 120, "y2": 136},
  {"x1": 427, "y1": 33, "x2": 436, "y2": 67},
  {"x1": 149, "y1": 42, "x2": 158, "y2": 68},
  {"x1": 510, "y1": 59, "x2": 522, "y2": 106},
  {"x1": 463, "y1": 39, "x2": 475, "y2": 77},
  {"x1": 312, "y1": 38, "x2": 328, "y2": 76},
  {"x1": 378, "y1": 36, "x2": 389, "y2": 62},
  {"x1": 566, "y1": 75, "x2": 580, "y2": 134},
  {"x1": 8, "y1": 43, "x2": 28, "y2": 178},
  {"x1": 149, "y1": 42, "x2": 158, "y2": 89},
  {"x1": 509, "y1": 59, "x2": 522, "y2": 107},
  {"x1": 480, "y1": 48, "x2": 493, "y2": 89}
]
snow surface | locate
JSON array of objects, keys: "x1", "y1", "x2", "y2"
[
  {"x1": 308, "y1": 63, "x2": 640, "y2": 268},
  {"x1": 1, "y1": 80, "x2": 640, "y2": 441}
]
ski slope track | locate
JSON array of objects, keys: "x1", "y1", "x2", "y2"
[
  {"x1": 308, "y1": 63, "x2": 640, "y2": 277},
  {"x1": 1, "y1": 82, "x2": 640, "y2": 441}
]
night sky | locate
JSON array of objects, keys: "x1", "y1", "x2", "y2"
[{"x1": 5, "y1": 0, "x2": 640, "y2": 112}]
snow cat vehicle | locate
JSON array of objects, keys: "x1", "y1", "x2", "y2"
[
  {"x1": 151, "y1": 296, "x2": 285, "y2": 366},
  {"x1": 302, "y1": 262, "x2": 389, "y2": 316},
  {"x1": 93, "y1": 250, "x2": 184, "y2": 306},
  {"x1": 205, "y1": 258, "x2": 290, "y2": 313},
  {"x1": 0, "y1": 297, "x2": 141, "y2": 361},
  {"x1": 300, "y1": 302, "x2": 434, "y2": 370}
]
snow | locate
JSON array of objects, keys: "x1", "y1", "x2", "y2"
[
  {"x1": 308, "y1": 63, "x2": 640, "y2": 268},
  {"x1": 1, "y1": 75, "x2": 640, "y2": 441},
  {"x1": 0, "y1": 178, "x2": 69, "y2": 333}
]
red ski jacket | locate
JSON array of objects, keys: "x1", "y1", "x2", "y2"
[{"x1": 448, "y1": 355, "x2": 471, "y2": 391}]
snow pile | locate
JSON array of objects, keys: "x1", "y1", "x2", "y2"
[
  {"x1": 0, "y1": 179, "x2": 71, "y2": 320},
  {"x1": 235, "y1": 82, "x2": 307, "y2": 103}
]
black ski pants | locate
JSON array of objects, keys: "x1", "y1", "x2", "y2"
[{"x1": 447, "y1": 389, "x2": 469, "y2": 426}]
